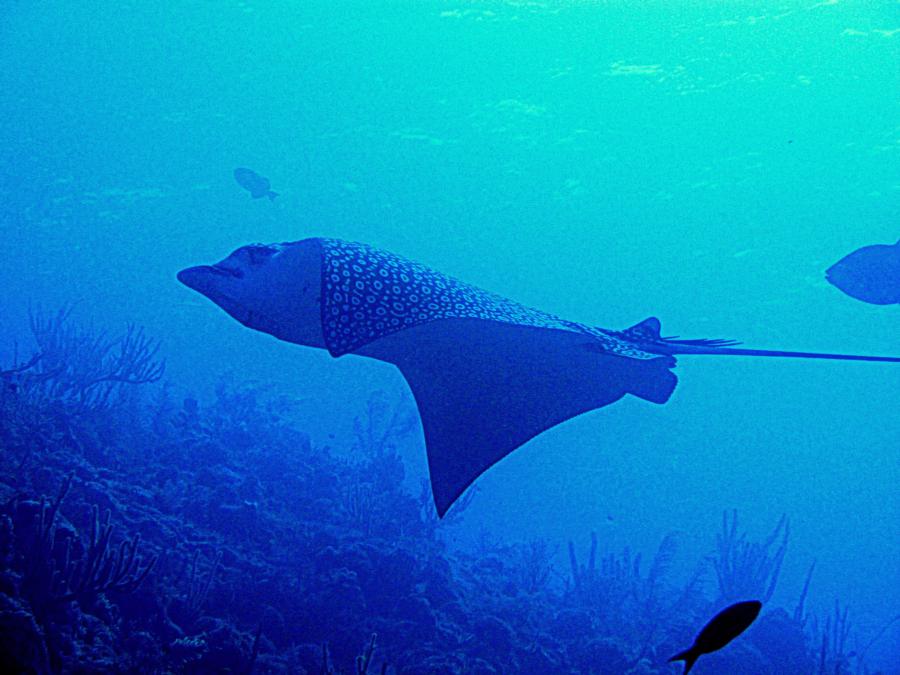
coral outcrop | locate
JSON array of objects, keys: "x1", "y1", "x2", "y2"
[{"x1": 0, "y1": 311, "x2": 882, "y2": 673}]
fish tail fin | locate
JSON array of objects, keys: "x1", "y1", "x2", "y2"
[
  {"x1": 668, "y1": 647, "x2": 700, "y2": 674},
  {"x1": 267, "y1": 191, "x2": 279, "y2": 201}
]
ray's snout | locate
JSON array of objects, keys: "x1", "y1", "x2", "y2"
[{"x1": 176, "y1": 265, "x2": 223, "y2": 294}]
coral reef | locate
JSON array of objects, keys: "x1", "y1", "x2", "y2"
[{"x1": 0, "y1": 312, "x2": 888, "y2": 673}]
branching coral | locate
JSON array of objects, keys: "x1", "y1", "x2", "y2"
[
  {"x1": 567, "y1": 531, "x2": 657, "y2": 607},
  {"x1": 565, "y1": 530, "x2": 685, "y2": 667},
  {"x1": 55, "y1": 504, "x2": 157, "y2": 602},
  {"x1": 351, "y1": 391, "x2": 418, "y2": 458},
  {"x1": 0, "y1": 475, "x2": 158, "y2": 672},
  {"x1": 815, "y1": 599, "x2": 852, "y2": 675},
  {"x1": 512, "y1": 538, "x2": 556, "y2": 595},
  {"x1": 166, "y1": 549, "x2": 222, "y2": 633},
  {"x1": 793, "y1": 560, "x2": 816, "y2": 628},
  {"x1": 0, "y1": 351, "x2": 42, "y2": 384},
  {"x1": 15, "y1": 474, "x2": 157, "y2": 609},
  {"x1": 809, "y1": 600, "x2": 899, "y2": 675},
  {"x1": 710, "y1": 509, "x2": 788, "y2": 604},
  {"x1": 321, "y1": 633, "x2": 386, "y2": 675},
  {"x1": 567, "y1": 531, "x2": 599, "y2": 600},
  {"x1": 23, "y1": 307, "x2": 164, "y2": 413},
  {"x1": 337, "y1": 392, "x2": 441, "y2": 539},
  {"x1": 19, "y1": 473, "x2": 75, "y2": 609}
]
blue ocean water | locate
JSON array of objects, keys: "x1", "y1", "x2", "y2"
[{"x1": 1, "y1": 1, "x2": 897, "y2": 672}]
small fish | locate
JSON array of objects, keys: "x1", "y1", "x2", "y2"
[
  {"x1": 233, "y1": 167, "x2": 278, "y2": 201},
  {"x1": 669, "y1": 600, "x2": 762, "y2": 674},
  {"x1": 826, "y1": 240, "x2": 900, "y2": 305}
]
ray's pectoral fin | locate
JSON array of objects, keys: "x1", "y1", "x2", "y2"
[{"x1": 362, "y1": 318, "x2": 677, "y2": 516}]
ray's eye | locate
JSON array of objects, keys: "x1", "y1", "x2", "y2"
[{"x1": 239, "y1": 244, "x2": 277, "y2": 265}]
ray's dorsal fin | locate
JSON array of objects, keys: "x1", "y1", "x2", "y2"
[
  {"x1": 623, "y1": 316, "x2": 662, "y2": 341},
  {"x1": 622, "y1": 317, "x2": 740, "y2": 349}
]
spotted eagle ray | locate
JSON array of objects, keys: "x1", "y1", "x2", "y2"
[{"x1": 177, "y1": 239, "x2": 900, "y2": 516}]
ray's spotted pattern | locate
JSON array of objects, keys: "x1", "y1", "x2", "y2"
[{"x1": 318, "y1": 238, "x2": 659, "y2": 360}]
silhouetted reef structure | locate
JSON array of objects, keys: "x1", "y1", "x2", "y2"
[{"x1": 0, "y1": 311, "x2": 889, "y2": 673}]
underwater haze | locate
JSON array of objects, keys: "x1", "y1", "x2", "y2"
[{"x1": 1, "y1": 1, "x2": 898, "y2": 673}]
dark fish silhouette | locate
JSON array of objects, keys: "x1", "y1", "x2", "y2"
[
  {"x1": 233, "y1": 167, "x2": 278, "y2": 201},
  {"x1": 670, "y1": 600, "x2": 762, "y2": 673},
  {"x1": 826, "y1": 240, "x2": 900, "y2": 305},
  {"x1": 177, "y1": 238, "x2": 900, "y2": 516}
]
